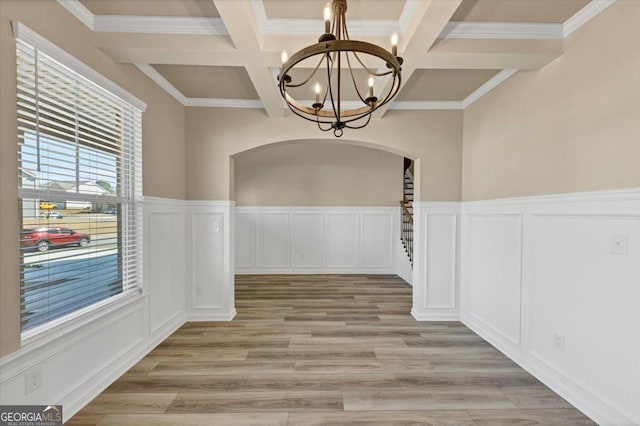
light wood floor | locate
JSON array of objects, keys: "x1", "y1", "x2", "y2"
[{"x1": 69, "y1": 275, "x2": 594, "y2": 425}]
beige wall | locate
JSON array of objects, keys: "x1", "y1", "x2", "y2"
[
  {"x1": 234, "y1": 141, "x2": 404, "y2": 206},
  {"x1": 462, "y1": 1, "x2": 640, "y2": 201},
  {"x1": 0, "y1": 1, "x2": 186, "y2": 356},
  {"x1": 186, "y1": 108, "x2": 463, "y2": 202}
]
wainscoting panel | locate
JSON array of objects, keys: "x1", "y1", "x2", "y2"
[
  {"x1": 235, "y1": 207, "x2": 398, "y2": 274},
  {"x1": 464, "y1": 213, "x2": 522, "y2": 346},
  {"x1": 291, "y1": 213, "x2": 324, "y2": 267},
  {"x1": 326, "y1": 213, "x2": 359, "y2": 268},
  {"x1": 0, "y1": 197, "x2": 188, "y2": 422},
  {"x1": 411, "y1": 203, "x2": 460, "y2": 321},
  {"x1": 147, "y1": 206, "x2": 186, "y2": 334},
  {"x1": 360, "y1": 213, "x2": 394, "y2": 268},
  {"x1": 461, "y1": 189, "x2": 640, "y2": 426},
  {"x1": 234, "y1": 213, "x2": 254, "y2": 268},
  {"x1": 187, "y1": 201, "x2": 236, "y2": 321},
  {"x1": 425, "y1": 214, "x2": 457, "y2": 309},
  {"x1": 256, "y1": 214, "x2": 289, "y2": 268}
]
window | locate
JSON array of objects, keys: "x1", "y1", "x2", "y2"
[{"x1": 16, "y1": 37, "x2": 143, "y2": 336}]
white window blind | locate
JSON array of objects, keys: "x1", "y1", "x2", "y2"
[{"x1": 16, "y1": 39, "x2": 143, "y2": 334}]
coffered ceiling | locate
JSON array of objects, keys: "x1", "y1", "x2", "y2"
[{"x1": 62, "y1": 0, "x2": 615, "y2": 115}]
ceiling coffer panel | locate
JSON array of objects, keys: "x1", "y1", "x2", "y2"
[
  {"x1": 451, "y1": 0, "x2": 591, "y2": 24},
  {"x1": 396, "y1": 69, "x2": 501, "y2": 102},
  {"x1": 80, "y1": 0, "x2": 219, "y2": 17},
  {"x1": 153, "y1": 65, "x2": 259, "y2": 99}
]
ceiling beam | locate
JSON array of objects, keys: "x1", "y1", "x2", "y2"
[
  {"x1": 376, "y1": 0, "x2": 463, "y2": 118},
  {"x1": 214, "y1": 0, "x2": 285, "y2": 117}
]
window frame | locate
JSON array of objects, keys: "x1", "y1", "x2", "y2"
[{"x1": 13, "y1": 21, "x2": 147, "y2": 343}]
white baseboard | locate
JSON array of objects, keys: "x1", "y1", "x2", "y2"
[
  {"x1": 235, "y1": 268, "x2": 396, "y2": 275},
  {"x1": 462, "y1": 313, "x2": 635, "y2": 426},
  {"x1": 62, "y1": 312, "x2": 185, "y2": 422},
  {"x1": 411, "y1": 310, "x2": 460, "y2": 321},
  {"x1": 187, "y1": 309, "x2": 237, "y2": 322}
]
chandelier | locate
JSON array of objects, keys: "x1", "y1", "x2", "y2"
[{"x1": 278, "y1": 0, "x2": 403, "y2": 137}]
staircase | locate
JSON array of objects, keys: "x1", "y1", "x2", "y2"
[{"x1": 400, "y1": 158, "x2": 414, "y2": 266}]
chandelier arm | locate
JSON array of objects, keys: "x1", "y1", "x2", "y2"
[
  {"x1": 322, "y1": 52, "x2": 336, "y2": 105},
  {"x1": 352, "y1": 51, "x2": 394, "y2": 76},
  {"x1": 344, "y1": 112, "x2": 373, "y2": 129},
  {"x1": 345, "y1": 51, "x2": 368, "y2": 104},
  {"x1": 316, "y1": 117, "x2": 333, "y2": 132},
  {"x1": 284, "y1": 55, "x2": 326, "y2": 88},
  {"x1": 326, "y1": 55, "x2": 340, "y2": 121}
]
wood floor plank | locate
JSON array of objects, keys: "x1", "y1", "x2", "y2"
[
  {"x1": 166, "y1": 390, "x2": 343, "y2": 412},
  {"x1": 343, "y1": 388, "x2": 517, "y2": 411},
  {"x1": 69, "y1": 274, "x2": 593, "y2": 425},
  {"x1": 96, "y1": 413, "x2": 288, "y2": 425},
  {"x1": 79, "y1": 393, "x2": 177, "y2": 414},
  {"x1": 287, "y1": 410, "x2": 476, "y2": 425},
  {"x1": 467, "y1": 408, "x2": 597, "y2": 425}
]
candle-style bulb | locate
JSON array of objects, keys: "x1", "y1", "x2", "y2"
[
  {"x1": 323, "y1": 3, "x2": 331, "y2": 33},
  {"x1": 314, "y1": 82, "x2": 321, "y2": 103},
  {"x1": 367, "y1": 76, "x2": 374, "y2": 98},
  {"x1": 390, "y1": 32, "x2": 399, "y2": 56},
  {"x1": 281, "y1": 50, "x2": 288, "y2": 64}
]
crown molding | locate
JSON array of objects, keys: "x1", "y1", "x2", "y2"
[
  {"x1": 391, "y1": 101, "x2": 463, "y2": 110},
  {"x1": 462, "y1": 69, "x2": 518, "y2": 108},
  {"x1": 134, "y1": 63, "x2": 187, "y2": 105},
  {"x1": 57, "y1": 0, "x2": 95, "y2": 30},
  {"x1": 563, "y1": 0, "x2": 616, "y2": 38},
  {"x1": 440, "y1": 21, "x2": 563, "y2": 40},
  {"x1": 94, "y1": 16, "x2": 228, "y2": 35},
  {"x1": 184, "y1": 98, "x2": 264, "y2": 109}
]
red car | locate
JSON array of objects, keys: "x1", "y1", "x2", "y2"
[{"x1": 21, "y1": 227, "x2": 91, "y2": 252}]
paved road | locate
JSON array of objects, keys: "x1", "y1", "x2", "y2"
[{"x1": 22, "y1": 233, "x2": 122, "y2": 331}]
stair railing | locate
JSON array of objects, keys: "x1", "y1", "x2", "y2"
[{"x1": 400, "y1": 197, "x2": 413, "y2": 265}]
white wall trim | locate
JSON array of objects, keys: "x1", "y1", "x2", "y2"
[
  {"x1": 56, "y1": 0, "x2": 95, "y2": 30},
  {"x1": 411, "y1": 310, "x2": 460, "y2": 321},
  {"x1": 460, "y1": 187, "x2": 640, "y2": 426},
  {"x1": 187, "y1": 309, "x2": 237, "y2": 322},
  {"x1": 235, "y1": 206, "x2": 398, "y2": 275},
  {"x1": 462, "y1": 69, "x2": 518, "y2": 108},
  {"x1": 440, "y1": 21, "x2": 563, "y2": 40},
  {"x1": 11, "y1": 22, "x2": 147, "y2": 112},
  {"x1": 411, "y1": 202, "x2": 460, "y2": 321},
  {"x1": 391, "y1": 101, "x2": 463, "y2": 110},
  {"x1": 94, "y1": 16, "x2": 228, "y2": 35},
  {"x1": 60, "y1": 311, "x2": 185, "y2": 421},
  {"x1": 185, "y1": 98, "x2": 264, "y2": 108},
  {"x1": 563, "y1": 0, "x2": 616, "y2": 38},
  {"x1": 134, "y1": 63, "x2": 187, "y2": 105},
  {"x1": 464, "y1": 187, "x2": 640, "y2": 209},
  {"x1": 187, "y1": 201, "x2": 236, "y2": 321}
]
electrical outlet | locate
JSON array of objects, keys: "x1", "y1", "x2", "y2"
[
  {"x1": 195, "y1": 286, "x2": 203, "y2": 296},
  {"x1": 611, "y1": 234, "x2": 629, "y2": 255},
  {"x1": 552, "y1": 333, "x2": 565, "y2": 352},
  {"x1": 25, "y1": 367, "x2": 42, "y2": 394}
]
